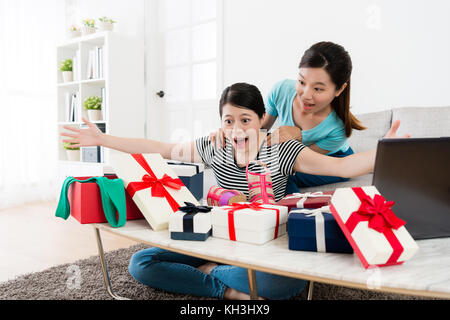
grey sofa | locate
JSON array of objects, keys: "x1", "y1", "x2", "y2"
[{"x1": 203, "y1": 106, "x2": 450, "y2": 197}]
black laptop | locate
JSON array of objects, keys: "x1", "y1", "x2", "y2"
[{"x1": 372, "y1": 137, "x2": 450, "y2": 240}]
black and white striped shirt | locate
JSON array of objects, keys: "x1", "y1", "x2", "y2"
[{"x1": 195, "y1": 136, "x2": 306, "y2": 201}]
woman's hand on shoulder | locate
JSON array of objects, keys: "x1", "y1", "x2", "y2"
[
  {"x1": 209, "y1": 128, "x2": 226, "y2": 149},
  {"x1": 60, "y1": 117, "x2": 104, "y2": 148},
  {"x1": 266, "y1": 126, "x2": 302, "y2": 146}
]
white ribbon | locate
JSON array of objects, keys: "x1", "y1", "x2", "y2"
[
  {"x1": 292, "y1": 206, "x2": 331, "y2": 253},
  {"x1": 283, "y1": 192, "x2": 332, "y2": 208}
]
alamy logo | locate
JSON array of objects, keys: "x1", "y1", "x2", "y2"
[
  {"x1": 66, "y1": 264, "x2": 81, "y2": 290},
  {"x1": 366, "y1": 4, "x2": 382, "y2": 30},
  {"x1": 366, "y1": 266, "x2": 382, "y2": 290}
]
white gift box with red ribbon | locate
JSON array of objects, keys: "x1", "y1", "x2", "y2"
[
  {"x1": 110, "y1": 153, "x2": 199, "y2": 231},
  {"x1": 211, "y1": 202, "x2": 288, "y2": 245},
  {"x1": 330, "y1": 186, "x2": 419, "y2": 268}
]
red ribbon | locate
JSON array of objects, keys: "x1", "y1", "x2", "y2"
[
  {"x1": 226, "y1": 202, "x2": 280, "y2": 241},
  {"x1": 126, "y1": 154, "x2": 184, "y2": 212},
  {"x1": 345, "y1": 187, "x2": 406, "y2": 264}
]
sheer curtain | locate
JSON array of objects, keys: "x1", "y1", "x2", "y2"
[{"x1": 0, "y1": 0, "x2": 64, "y2": 209}]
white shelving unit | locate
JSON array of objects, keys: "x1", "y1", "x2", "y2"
[{"x1": 56, "y1": 31, "x2": 145, "y2": 178}]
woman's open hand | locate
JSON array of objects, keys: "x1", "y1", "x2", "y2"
[
  {"x1": 383, "y1": 120, "x2": 411, "y2": 139},
  {"x1": 60, "y1": 117, "x2": 104, "y2": 148}
]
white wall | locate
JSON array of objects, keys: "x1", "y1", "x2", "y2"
[
  {"x1": 65, "y1": 0, "x2": 450, "y2": 135},
  {"x1": 223, "y1": 0, "x2": 450, "y2": 114}
]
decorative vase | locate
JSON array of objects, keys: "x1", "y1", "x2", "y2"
[
  {"x1": 81, "y1": 26, "x2": 96, "y2": 36},
  {"x1": 87, "y1": 109, "x2": 102, "y2": 121},
  {"x1": 66, "y1": 149, "x2": 80, "y2": 161},
  {"x1": 99, "y1": 21, "x2": 114, "y2": 31},
  {"x1": 62, "y1": 71, "x2": 73, "y2": 83}
]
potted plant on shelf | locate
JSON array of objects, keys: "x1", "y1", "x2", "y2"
[
  {"x1": 59, "y1": 58, "x2": 73, "y2": 83},
  {"x1": 81, "y1": 18, "x2": 96, "y2": 35},
  {"x1": 67, "y1": 25, "x2": 81, "y2": 38},
  {"x1": 83, "y1": 96, "x2": 102, "y2": 121},
  {"x1": 98, "y1": 16, "x2": 116, "y2": 31},
  {"x1": 63, "y1": 142, "x2": 80, "y2": 161}
]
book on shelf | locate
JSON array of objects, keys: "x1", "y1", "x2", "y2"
[
  {"x1": 81, "y1": 146, "x2": 104, "y2": 163},
  {"x1": 98, "y1": 46, "x2": 103, "y2": 78},
  {"x1": 72, "y1": 49, "x2": 80, "y2": 81},
  {"x1": 80, "y1": 123, "x2": 106, "y2": 163},
  {"x1": 86, "y1": 46, "x2": 104, "y2": 80},
  {"x1": 101, "y1": 87, "x2": 106, "y2": 120},
  {"x1": 65, "y1": 91, "x2": 79, "y2": 122}
]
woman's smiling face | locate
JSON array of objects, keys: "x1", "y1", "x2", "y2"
[
  {"x1": 295, "y1": 67, "x2": 346, "y2": 115},
  {"x1": 221, "y1": 103, "x2": 265, "y2": 151}
]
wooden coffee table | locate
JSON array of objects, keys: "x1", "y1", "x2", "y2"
[{"x1": 93, "y1": 219, "x2": 450, "y2": 300}]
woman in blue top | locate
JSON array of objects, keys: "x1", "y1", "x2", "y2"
[{"x1": 263, "y1": 41, "x2": 366, "y2": 194}]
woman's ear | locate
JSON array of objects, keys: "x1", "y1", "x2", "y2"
[
  {"x1": 260, "y1": 112, "x2": 267, "y2": 125},
  {"x1": 335, "y1": 82, "x2": 348, "y2": 97}
]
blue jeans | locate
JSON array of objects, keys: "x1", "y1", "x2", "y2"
[
  {"x1": 285, "y1": 147, "x2": 355, "y2": 195},
  {"x1": 128, "y1": 247, "x2": 306, "y2": 300}
]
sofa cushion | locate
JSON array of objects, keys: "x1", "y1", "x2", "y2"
[
  {"x1": 392, "y1": 106, "x2": 450, "y2": 138},
  {"x1": 347, "y1": 109, "x2": 392, "y2": 153}
]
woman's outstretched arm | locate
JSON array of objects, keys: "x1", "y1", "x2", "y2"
[
  {"x1": 292, "y1": 120, "x2": 409, "y2": 178},
  {"x1": 60, "y1": 117, "x2": 202, "y2": 163}
]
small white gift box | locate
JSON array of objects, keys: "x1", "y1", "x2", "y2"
[
  {"x1": 330, "y1": 186, "x2": 419, "y2": 268},
  {"x1": 110, "y1": 153, "x2": 199, "y2": 231},
  {"x1": 169, "y1": 202, "x2": 212, "y2": 241},
  {"x1": 211, "y1": 202, "x2": 288, "y2": 245}
]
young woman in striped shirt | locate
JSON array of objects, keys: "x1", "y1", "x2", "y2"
[{"x1": 61, "y1": 82, "x2": 405, "y2": 300}]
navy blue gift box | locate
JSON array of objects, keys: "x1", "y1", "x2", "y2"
[
  {"x1": 167, "y1": 161, "x2": 204, "y2": 200},
  {"x1": 287, "y1": 207, "x2": 353, "y2": 253}
]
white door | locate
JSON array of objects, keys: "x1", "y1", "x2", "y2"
[{"x1": 145, "y1": 0, "x2": 223, "y2": 143}]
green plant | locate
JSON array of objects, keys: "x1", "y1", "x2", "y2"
[
  {"x1": 99, "y1": 16, "x2": 116, "y2": 24},
  {"x1": 69, "y1": 25, "x2": 79, "y2": 32},
  {"x1": 82, "y1": 18, "x2": 96, "y2": 28},
  {"x1": 83, "y1": 96, "x2": 102, "y2": 110},
  {"x1": 59, "y1": 59, "x2": 72, "y2": 72},
  {"x1": 63, "y1": 142, "x2": 80, "y2": 150}
]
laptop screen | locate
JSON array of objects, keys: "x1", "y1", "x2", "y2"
[{"x1": 372, "y1": 138, "x2": 450, "y2": 240}]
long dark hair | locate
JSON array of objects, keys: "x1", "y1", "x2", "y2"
[
  {"x1": 299, "y1": 41, "x2": 366, "y2": 137},
  {"x1": 219, "y1": 82, "x2": 266, "y2": 119}
]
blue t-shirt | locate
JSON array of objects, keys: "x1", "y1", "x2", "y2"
[{"x1": 265, "y1": 79, "x2": 349, "y2": 155}]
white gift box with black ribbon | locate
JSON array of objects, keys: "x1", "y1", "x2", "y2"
[{"x1": 169, "y1": 202, "x2": 212, "y2": 241}]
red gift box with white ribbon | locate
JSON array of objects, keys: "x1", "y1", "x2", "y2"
[{"x1": 330, "y1": 186, "x2": 419, "y2": 268}]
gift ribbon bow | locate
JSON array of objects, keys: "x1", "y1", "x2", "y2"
[
  {"x1": 345, "y1": 187, "x2": 406, "y2": 264},
  {"x1": 283, "y1": 192, "x2": 332, "y2": 208},
  {"x1": 226, "y1": 202, "x2": 280, "y2": 241},
  {"x1": 179, "y1": 202, "x2": 212, "y2": 214},
  {"x1": 126, "y1": 154, "x2": 184, "y2": 212},
  {"x1": 292, "y1": 206, "x2": 332, "y2": 252},
  {"x1": 178, "y1": 202, "x2": 212, "y2": 233}
]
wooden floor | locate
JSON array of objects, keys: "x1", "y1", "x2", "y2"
[{"x1": 0, "y1": 201, "x2": 138, "y2": 283}]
